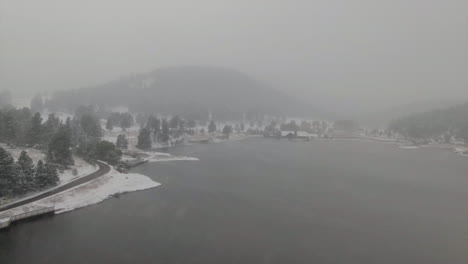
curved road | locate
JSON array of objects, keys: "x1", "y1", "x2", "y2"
[{"x1": 0, "y1": 161, "x2": 111, "y2": 212}]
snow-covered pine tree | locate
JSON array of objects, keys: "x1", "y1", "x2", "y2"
[
  {"x1": 120, "y1": 112, "x2": 134, "y2": 131},
  {"x1": 41, "y1": 113, "x2": 61, "y2": 145},
  {"x1": 159, "y1": 118, "x2": 170, "y2": 142},
  {"x1": 106, "y1": 117, "x2": 114, "y2": 131},
  {"x1": 44, "y1": 162, "x2": 60, "y2": 187},
  {"x1": 3, "y1": 110, "x2": 17, "y2": 145},
  {"x1": 17, "y1": 151, "x2": 36, "y2": 192},
  {"x1": 34, "y1": 160, "x2": 48, "y2": 188},
  {"x1": 136, "y1": 127, "x2": 152, "y2": 150},
  {"x1": 47, "y1": 125, "x2": 74, "y2": 167},
  {"x1": 27, "y1": 112, "x2": 43, "y2": 147},
  {"x1": 208, "y1": 120, "x2": 217, "y2": 133},
  {"x1": 116, "y1": 134, "x2": 129, "y2": 149},
  {"x1": 0, "y1": 147, "x2": 16, "y2": 196},
  {"x1": 80, "y1": 114, "x2": 102, "y2": 142},
  {"x1": 222, "y1": 125, "x2": 232, "y2": 139}
]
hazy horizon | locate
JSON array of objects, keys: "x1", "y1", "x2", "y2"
[{"x1": 1, "y1": 0, "x2": 467, "y2": 115}]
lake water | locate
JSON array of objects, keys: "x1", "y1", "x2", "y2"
[{"x1": 1, "y1": 138, "x2": 467, "y2": 263}]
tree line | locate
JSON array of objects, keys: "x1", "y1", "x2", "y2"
[
  {"x1": 0, "y1": 105, "x2": 127, "y2": 197},
  {"x1": 388, "y1": 101, "x2": 468, "y2": 143},
  {"x1": 0, "y1": 149, "x2": 59, "y2": 196}
]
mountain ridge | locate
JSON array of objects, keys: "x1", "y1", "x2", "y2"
[{"x1": 48, "y1": 66, "x2": 323, "y2": 121}]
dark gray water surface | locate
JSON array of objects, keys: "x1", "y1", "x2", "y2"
[{"x1": 1, "y1": 138, "x2": 467, "y2": 263}]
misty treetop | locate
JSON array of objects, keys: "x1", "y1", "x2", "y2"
[
  {"x1": 47, "y1": 124, "x2": 74, "y2": 167},
  {"x1": 222, "y1": 125, "x2": 232, "y2": 138},
  {"x1": 106, "y1": 112, "x2": 135, "y2": 131},
  {"x1": 0, "y1": 105, "x2": 111, "y2": 165},
  {"x1": 136, "y1": 127, "x2": 152, "y2": 150},
  {"x1": 135, "y1": 115, "x2": 197, "y2": 148},
  {"x1": 116, "y1": 134, "x2": 129, "y2": 149}
]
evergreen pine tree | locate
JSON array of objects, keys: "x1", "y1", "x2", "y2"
[
  {"x1": 208, "y1": 120, "x2": 217, "y2": 133},
  {"x1": 120, "y1": 113, "x2": 134, "y2": 131},
  {"x1": 116, "y1": 134, "x2": 129, "y2": 149},
  {"x1": 17, "y1": 151, "x2": 36, "y2": 192},
  {"x1": 0, "y1": 147, "x2": 16, "y2": 196},
  {"x1": 159, "y1": 118, "x2": 170, "y2": 142},
  {"x1": 106, "y1": 117, "x2": 114, "y2": 131},
  {"x1": 44, "y1": 162, "x2": 60, "y2": 187},
  {"x1": 34, "y1": 160, "x2": 48, "y2": 188},
  {"x1": 147, "y1": 116, "x2": 161, "y2": 141},
  {"x1": 95, "y1": 141, "x2": 122, "y2": 165},
  {"x1": 27, "y1": 112, "x2": 43, "y2": 146},
  {"x1": 12, "y1": 164, "x2": 28, "y2": 195},
  {"x1": 47, "y1": 125, "x2": 74, "y2": 166},
  {"x1": 222, "y1": 125, "x2": 232, "y2": 139},
  {"x1": 3, "y1": 110, "x2": 17, "y2": 145},
  {"x1": 80, "y1": 114, "x2": 102, "y2": 142},
  {"x1": 70, "y1": 117, "x2": 86, "y2": 147},
  {"x1": 136, "y1": 127, "x2": 152, "y2": 150},
  {"x1": 41, "y1": 113, "x2": 61, "y2": 145}
]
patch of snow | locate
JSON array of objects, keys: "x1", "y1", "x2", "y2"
[
  {"x1": 0, "y1": 145, "x2": 99, "y2": 206},
  {"x1": 454, "y1": 146, "x2": 468, "y2": 157},
  {"x1": 398, "y1": 145, "x2": 420, "y2": 149},
  {"x1": 147, "y1": 155, "x2": 199, "y2": 162},
  {"x1": 51, "y1": 169, "x2": 160, "y2": 214},
  {"x1": 135, "y1": 151, "x2": 199, "y2": 163},
  {"x1": 0, "y1": 144, "x2": 97, "y2": 185},
  {"x1": 0, "y1": 143, "x2": 46, "y2": 163},
  {"x1": 209, "y1": 134, "x2": 255, "y2": 143},
  {"x1": 58, "y1": 157, "x2": 98, "y2": 186},
  {"x1": 0, "y1": 168, "x2": 160, "y2": 218}
]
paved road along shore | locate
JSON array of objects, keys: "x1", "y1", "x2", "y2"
[{"x1": 0, "y1": 161, "x2": 111, "y2": 212}]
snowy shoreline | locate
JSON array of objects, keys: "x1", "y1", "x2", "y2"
[
  {"x1": 0, "y1": 168, "x2": 161, "y2": 218},
  {"x1": 340, "y1": 136, "x2": 468, "y2": 156},
  {"x1": 1, "y1": 131, "x2": 254, "y2": 222},
  {"x1": 0, "y1": 149, "x2": 199, "y2": 223}
]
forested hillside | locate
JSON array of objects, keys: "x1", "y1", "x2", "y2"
[
  {"x1": 388, "y1": 101, "x2": 468, "y2": 143},
  {"x1": 47, "y1": 66, "x2": 319, "y2": 121}
]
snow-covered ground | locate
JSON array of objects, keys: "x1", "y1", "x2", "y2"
[
  {"x1": 127, "y1": 151, "x2": 199, "y2": 163},
  {"x1": 453, "y1": 146, "x2": 468, "y2": 157},
  {"x1": 102, "y1": 125, "x2": 140, "y2": 147},
  {"x1": 0, "y1": 143, "x2": 97, "y2": 185},
  {"x1": 0, "y1": 168, "x2": 160, "y2": 218},
  {"x1": 102, "y1": 121, "x2": 255, "y2": 153},
  {"x1": 398, "y1": 145, "x2": 420, "y2": 149},
  {"x1": 0, "y1": 143, "x2": 46, "y2": 163},
  {"x1": 58, "y1": 158, "x2": 98, "y2": 186},
  {"x1": 0, "y1": 144, "x2": 98, "y2": 205},
  {"x1": 0, "y1": 145, "x2": 199, "y2": 221}
]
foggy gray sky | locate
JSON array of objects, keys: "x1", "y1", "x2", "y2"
[{"x1": 1, "y1": 0, "x2": 467, "y2": 114}]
